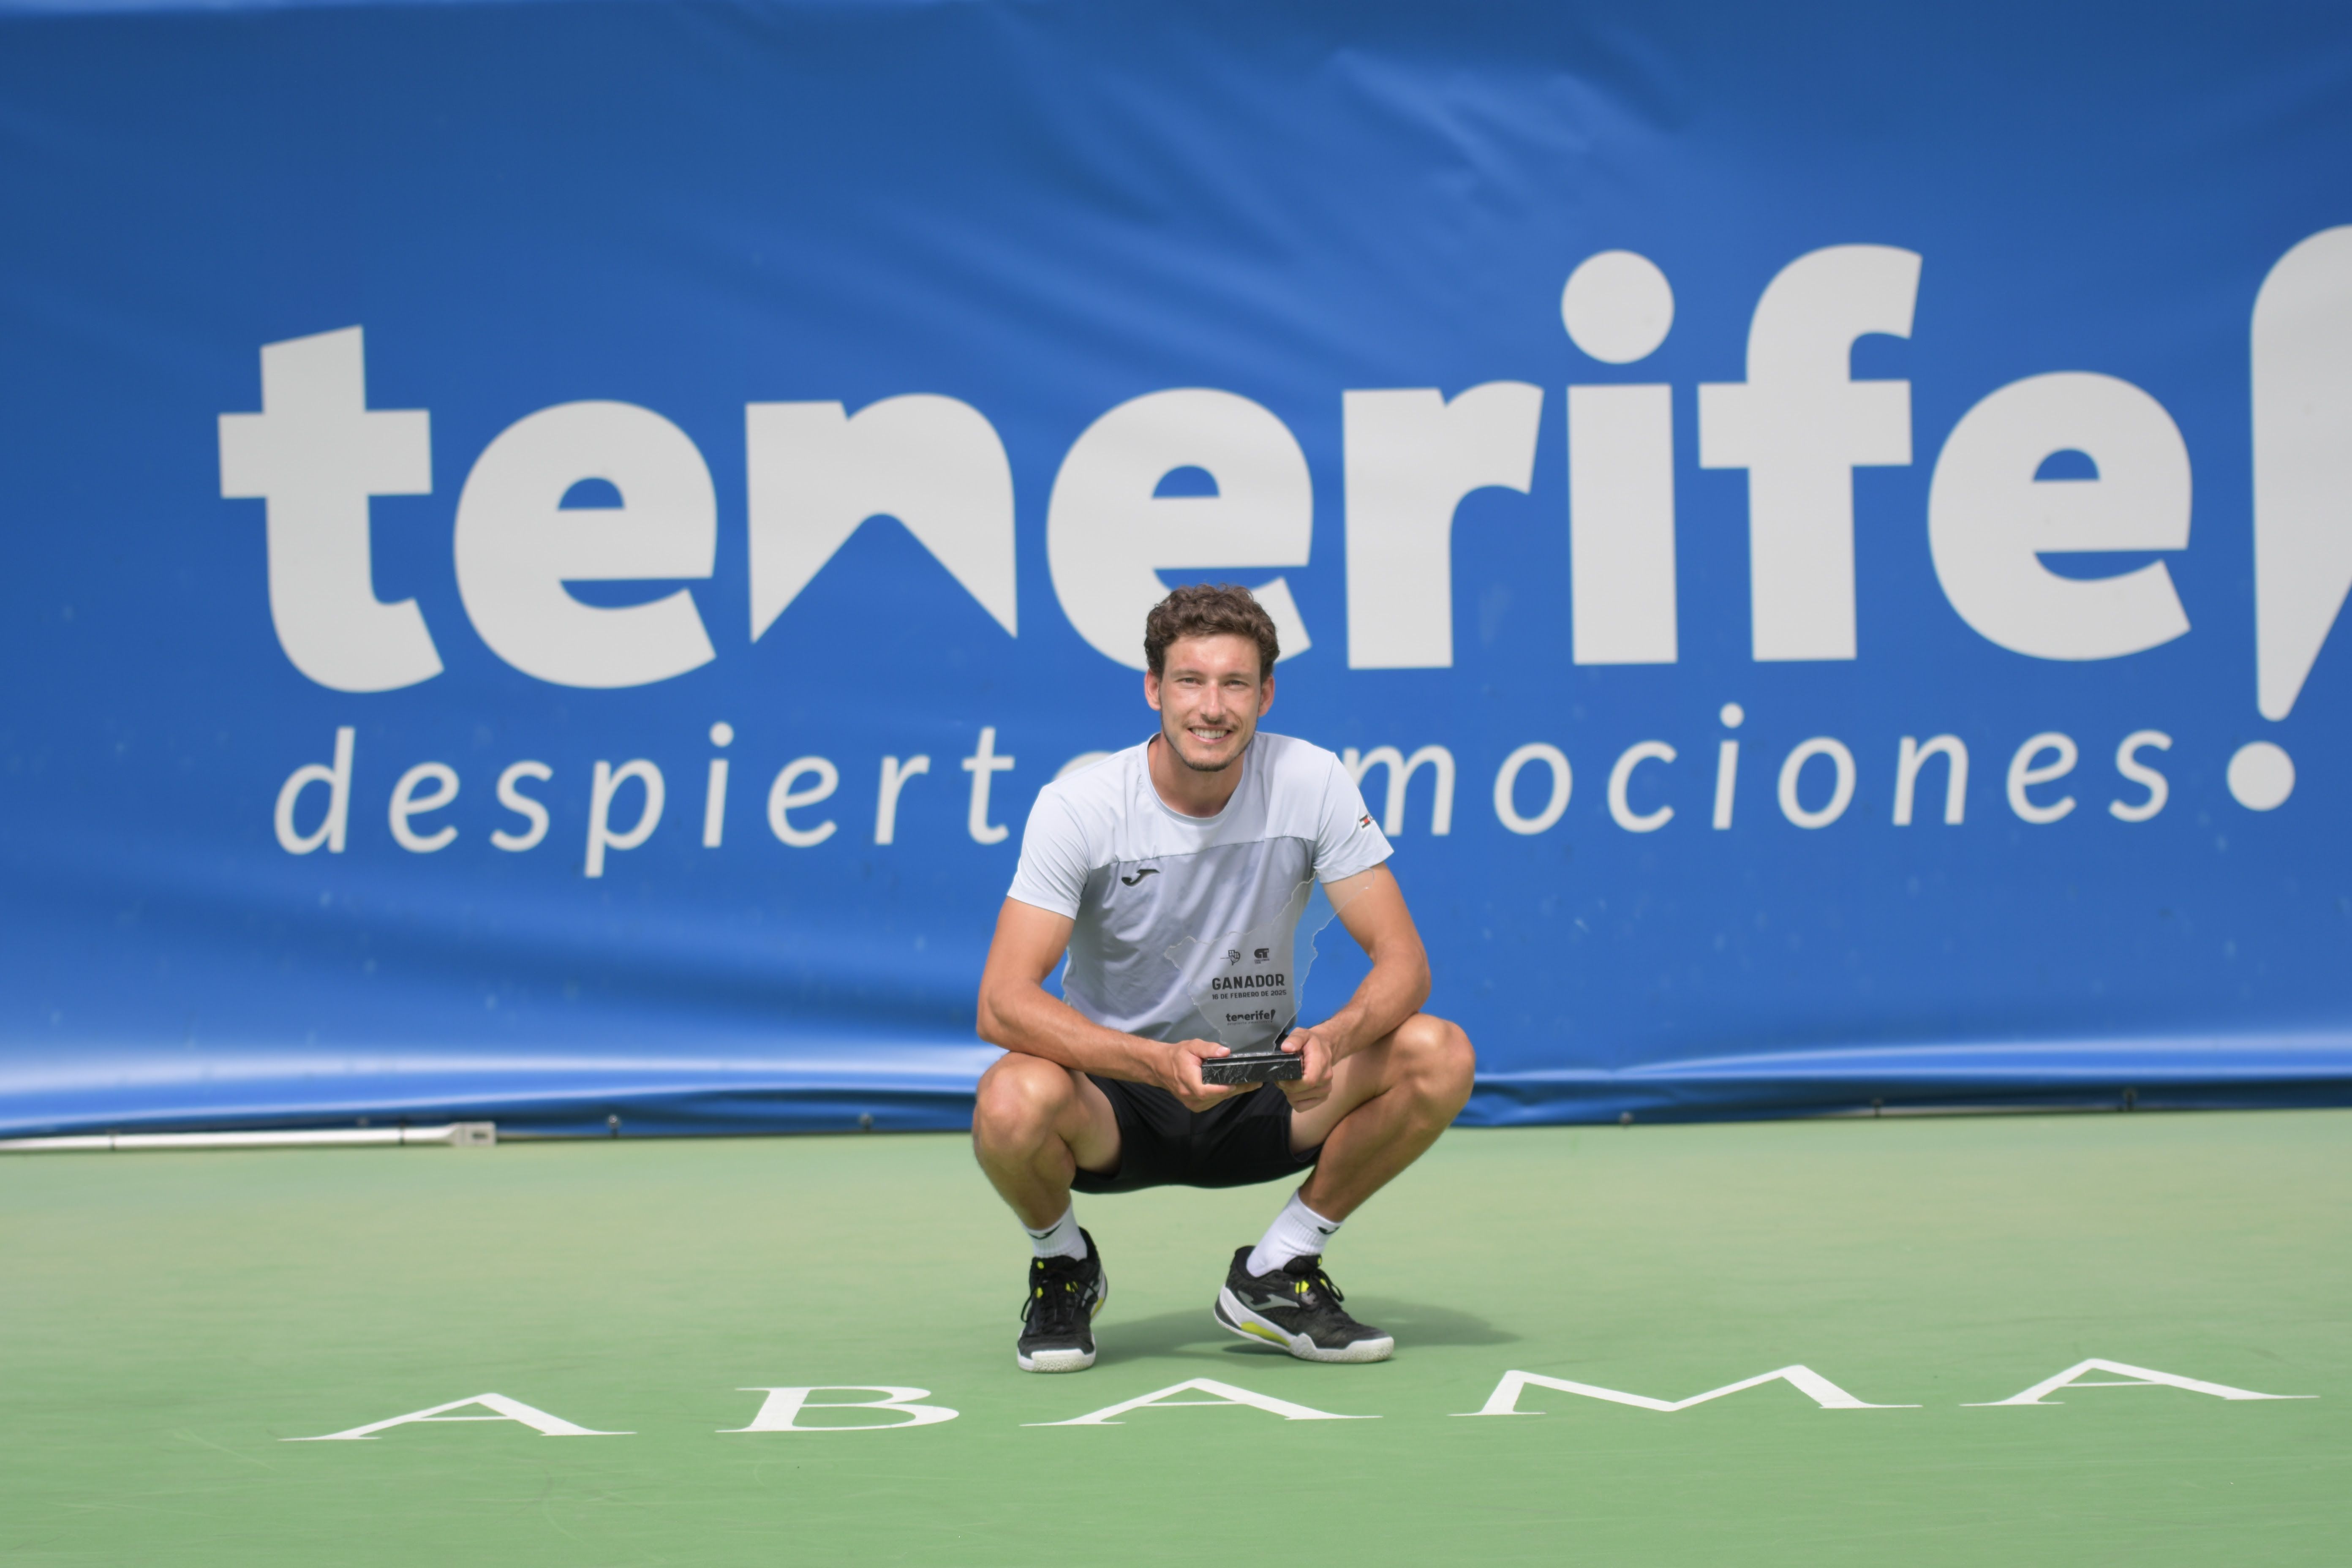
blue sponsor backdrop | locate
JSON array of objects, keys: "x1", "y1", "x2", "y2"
[{"x1": 2, "y1": 0, "x2": 2348, "y2": 1137}]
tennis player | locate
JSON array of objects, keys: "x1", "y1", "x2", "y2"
[{"x1": 973, "y1": 584, "x2": 1475, "y2": 1372}]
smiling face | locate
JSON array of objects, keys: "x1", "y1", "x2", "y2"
[{"x1": 1146, "y1": 632, "x2": 1273, "y2": 774}]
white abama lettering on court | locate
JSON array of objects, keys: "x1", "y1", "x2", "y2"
[
  {"x1": 218, "y1": 230, "x2": 2352, "y2": 738},
  {"x1": 278, "y1": 1358, "x2": 2314, "y2": 1440}
]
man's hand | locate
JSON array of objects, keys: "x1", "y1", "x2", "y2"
[
  {"x1": 1155, "y1": 1039, "x2": 1256, "y2": 1111},
  {"x1": 1276, "y1": 1024, "x2": 1335, "y2": 1112}
]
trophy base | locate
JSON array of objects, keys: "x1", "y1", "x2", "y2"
[{"x1": 1200, "y1": 1051, "x2": 1304, "y2": 1086}]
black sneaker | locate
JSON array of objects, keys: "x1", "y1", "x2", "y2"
[
  {"x1": 1016, "y1": 1230, "x2": 1108, "y2": 1373},
  {"x1": 1213, "y1": 1248, "x2": 1394, "y2": 1363}
]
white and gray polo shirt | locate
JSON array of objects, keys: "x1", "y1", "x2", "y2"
[{"x1": 1005, "y1": 732, "x2": 1392, "y2": 1045}]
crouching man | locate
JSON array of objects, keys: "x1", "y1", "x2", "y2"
[{"x1": 973, "y1": 584, "x2": 1475, "y2": 1372}]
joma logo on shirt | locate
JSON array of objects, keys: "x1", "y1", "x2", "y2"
[{"x1": 1119, "y1": 868, "x2": 1158, "y2": 886}]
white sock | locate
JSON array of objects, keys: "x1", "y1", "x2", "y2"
[
  {"x1": 1247, "y1": 1188, "x2": 1341, "y2": 1277},
  {"x1": 1022, "y1": 1203, "x2": 1086, "y2": 1262}
]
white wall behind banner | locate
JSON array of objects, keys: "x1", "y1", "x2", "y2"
[{"x1": 1, "y1": 0, "x2": 2347, "y2": 1136}]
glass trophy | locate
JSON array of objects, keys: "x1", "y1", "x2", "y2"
[{"x1": 1165, "y1": 876, "x2": 1361, "y2": 1086}]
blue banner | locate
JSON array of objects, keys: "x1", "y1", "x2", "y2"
[{"x1": 3, "y1": 0, "x2": 2348, "y2": 1136}]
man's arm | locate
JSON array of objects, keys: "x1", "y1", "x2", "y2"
[
  {"x1": 1278, "y1": 864, "x2": 1432, "y2": 1107},
  {"x1": 975, "y1": 897, "x2": 1251, "y2": 1111}
]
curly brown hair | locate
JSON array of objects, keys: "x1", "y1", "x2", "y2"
[{"x1": 1143, "y1": 583, "x2": 1279, "y2": 680}]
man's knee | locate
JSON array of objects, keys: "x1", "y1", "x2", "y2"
[
  {"x1": 1393, "y1": 1014, "x2": 1475, "y2": 1115},
  {"x1": 973, "y1": 1053, "x2": 1079, "y2": 1152}
]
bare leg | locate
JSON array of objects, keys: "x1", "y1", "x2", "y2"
[
  {"x1": 1286, "y1": 1013, "x2": 1475, "y2": 1220},
  {"x1": 971, "y1": 1053, "x2": 1122, "y2": 1229}
]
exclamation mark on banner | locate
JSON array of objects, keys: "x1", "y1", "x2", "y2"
[{"x1": 2246, "y1": 226, "x2": 2352, "y2": 810}]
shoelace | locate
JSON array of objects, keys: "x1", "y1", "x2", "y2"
[
  {"x1": 1282, "y1": 1257, "x2": 1343, "y2": 1308},
  {"x1": 1021, "y1": 1259, "x2": 1089, "y2": 1333}
]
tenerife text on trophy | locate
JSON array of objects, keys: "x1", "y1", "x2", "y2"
[{"x1": 1164, "y1": 875, "x2": 1362, "y2": 1086}]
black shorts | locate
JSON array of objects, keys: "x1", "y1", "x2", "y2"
[{"x1": 1070, "y1": 1074, "x2": 1323, "y2": 1194}]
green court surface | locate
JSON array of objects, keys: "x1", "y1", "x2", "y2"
[{"x1": 6, "y1": 1110, "x2": 2348, "y2": 1566}]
